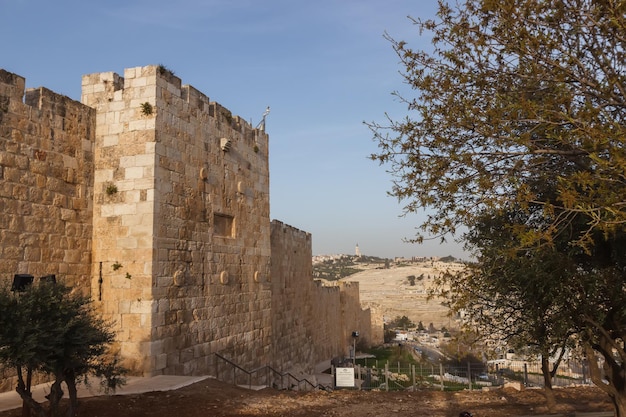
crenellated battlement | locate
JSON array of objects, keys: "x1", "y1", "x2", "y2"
[
  {"x1": 0, "y1": 70, "x2": 93, "y2": 136},
  {"x1": 0, "y1": 70, "x2": 26, "y2": 104},
  {"x1": 0, "y1": 69, "x2": 95, "y2": 293},
  {"x1": 82, "y1": 65, "x2": 261, "y2": 137}
]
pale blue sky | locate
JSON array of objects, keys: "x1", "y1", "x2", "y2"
[{"x1": 0, "y1": 0, "x2": 465, "y2": 259}]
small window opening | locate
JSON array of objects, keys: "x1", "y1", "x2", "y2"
[{"x1": 214, "y1": 213, "x2": 234, "y2": 237}]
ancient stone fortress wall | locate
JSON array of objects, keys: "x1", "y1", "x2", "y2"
[
  {"x1": 270, "y1": 221, "x2": 375, "y2": 374},
  {"x1": 0, "y1": 65, "x2": 378, "y2": 387},
  {"x1": 0, "y1": 69, "x2": 96, "y2": 390},
  {"x1": 0, "y1": 69, "x2": 95, "y2": 288}
]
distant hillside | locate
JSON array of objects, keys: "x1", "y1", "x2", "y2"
[
  {"x1": 312, "y1": 254, "x2": 462, "y2": 281},
  {"x1": 324, "y1": 257, "x2": 467, "y2": 330}
]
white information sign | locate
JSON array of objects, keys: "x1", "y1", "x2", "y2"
[{"x1": 335, "y1": 367, "x2": 355, "y2": 388}]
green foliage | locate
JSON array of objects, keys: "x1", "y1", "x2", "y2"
[
  {"x1": 140, "y1": 102, "x2": 153, "y2": 116},
  {"x1": 439, "y1": 256, "x2": 457, "y2": 263},
  {"x1": 359, "y1": 345, "x2": 418, "y2": 368},
  {"x1": 157, "y1": 64, "x2": 175, "y2": 77},
  {"x1": 105, "y1": 183, "x2": 118, "y2": 195},
  {"x1": 442, "y1": 351, "x2": 483, "y2": 375},
  {"x1": 371, "y1": 0, "x2": 626, "y2": 413},
  {"x1": 0, "y1": 282, "x2": 125, "y2": 416},
  {"x1": 448, "y1": 210, "x2": 578, "y2": 351},
  {"x1": 312, "y1": 255, "x2": 393, "y2": 280},
  {"x1": 368, "y1": 0, "x2": 626, "y2": 249},
  {"x1": 383, "y1": 328, "x2": 397, "y2": 343},
  {"x1": 386, "y1": 315, "x2": 416, "y2": 330}
]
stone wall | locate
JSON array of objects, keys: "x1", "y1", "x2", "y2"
[
  {"x1": 0, "y1": 66, "x2": 375, "y2": 388},
  {"x1": 0, "y1": 69, "x2": 96, "y2": 391},
  {"x1": 0, "y1": 69, "x2": 94, "y2": 289},
  {"x1": 270, "y1": 221, "x2": 375, "y2": 374}
]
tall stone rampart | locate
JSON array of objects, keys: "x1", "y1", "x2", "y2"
[
  {"x1": 0, "y1": 69, "x2": 95, "y2": 288},
  {"x1": 0, "y1": 69, "x2": 96, "y2": 390},
  {"x1": 338, "y1": 281, "x2": 374, "y2": 351},
  {"x1": 270, "y1": 221, "x2": 374, "y2": 374},
  {"x1": 0, "y1": 66, "x2": 374, "y2": 389}
]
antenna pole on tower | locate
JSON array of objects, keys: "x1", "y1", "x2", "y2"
[{"x1": 256, "y1": 106, "x2": 270, "y2": 131}]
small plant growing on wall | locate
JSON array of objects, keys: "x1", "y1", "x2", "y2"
[
  {"x1": 157, "y1": 64, "x2": 175, "y2": 76},
  {"x1": 105, "y1": 183, "x2": 118, "y2": 195},
  {"x1": 140, "y1": 102, "x2": 153, "y2": 116},
  {"x1": 112, "y1": 262, "x2": 122, "y2": 271},
  {"x1": 254, "y1": 144, "x2": 259, "y2": 153},
  {"x1": 125, "y1": 272, "x2": 132, "y2": 280}
]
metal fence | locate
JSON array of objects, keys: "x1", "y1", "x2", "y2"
[
  {"x1": 351, "y1": 360, "x2": 592, "y2": 391},
  {"x1": 211, "y1": 353, "x2": 591, "y2": 392}
]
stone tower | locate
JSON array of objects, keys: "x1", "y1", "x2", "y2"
[{"x1": 81, "y1": 65, "x2": 272, "y2": 375}]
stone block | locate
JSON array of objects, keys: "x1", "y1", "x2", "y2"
[
  {"x1": 155, "y1": 353, "x2": 168, "y2": 370},
  {"x1": 124, "y1": 166, "x2": 144, "y2": 180}
]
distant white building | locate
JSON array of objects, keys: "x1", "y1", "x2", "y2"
[
  {"x1": 355, "y1": 243, "x2": 361, "y2": 257},
  {"x1": 394, "y1": 331, "x2": 408, "y2": 341}
]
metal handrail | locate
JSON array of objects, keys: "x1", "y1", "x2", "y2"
[{"x1": 213, "y1": 353, "x2": 331, "y2": 392}]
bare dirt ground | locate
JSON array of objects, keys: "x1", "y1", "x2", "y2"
[{"x1": 0, "y1": 378, "x2": 613, "y2": 417}]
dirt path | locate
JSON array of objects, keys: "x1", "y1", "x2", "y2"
[{"x1": 0, "y1": 378, "x2": 613, "y2": 417}]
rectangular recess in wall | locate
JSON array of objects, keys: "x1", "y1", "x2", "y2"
[{"x1": 214, "y1": 213, "x2": 234, "y2": 237}]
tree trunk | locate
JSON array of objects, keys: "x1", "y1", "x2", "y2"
[
  {"x1": 611, "y1": 393, "x2": 626, "y2": 417},
  {"x1": 584, "y1": 344, "x2": 626, "y2": 417},
  {"x1": 16, "y1": 365, "x2": 34, "y2": 417},
  {"x1": 22, "y1": 367, "x2": 33, "y2": 417},
  {"x1": 15, "y1": 384, "x2": 46, "y2": 417},
  {"x1": 46, "y1": 378, "x2": 64, "y2": 417},
  {"x1": 64, "y1": 371, "x2": 79, "y2": 417},
  {"x1": 540, "y1": 355, "x2": 557, "y2": 413}
]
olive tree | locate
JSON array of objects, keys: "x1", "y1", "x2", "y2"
[{"x1": 0, "y1": 282, "x2": 125, "y2": 417}]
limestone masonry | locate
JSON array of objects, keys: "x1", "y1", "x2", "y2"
[{"x1": 0, "y1": 65, "x2": 378, "y2": 388}]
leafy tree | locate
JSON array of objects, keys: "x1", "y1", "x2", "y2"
[
  {"x1": 443, "y1": 209, "x2": 578, "y2": 410},
  {"x1": 370, "y1": 0, "x2": 626, "y2": 414},
  {"x1": 439, "y1": 256, "x2": 457, "y2": 263},
  {"x1": 388, "y1": 315, "x2": 416, "y2": 330},
  {"x1": 369, "y1": 0, "x2": 626, "y2": 248},
  {"x1": 0, "y1": 282, "x2": 125, "y2": 417},
  {"x1": 383, "y1": 328, "x2": 397, "y2": 343},
  {"x1": 569, "y1": 231, "x2": 626, "y2": 414}
]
